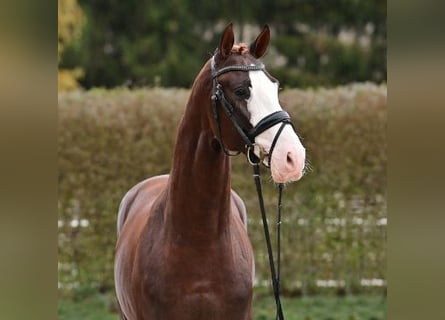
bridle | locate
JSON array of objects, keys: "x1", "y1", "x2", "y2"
[
  {"x1": 210, "y1": 53, "x2": 295, "y2": 320},
  {"x1": 210, "y1": 55, "x2": 295, "y2": 167}
]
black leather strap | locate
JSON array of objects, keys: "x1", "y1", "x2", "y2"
[
  {"x1": 267, "y1": 121, "x2": 290, "y2": 167},
  {"x1": 212, "y1": 63, "x2": 265, "y2": 78},
  {"x1": 248, "y1": 111, "x2": 291, "y2": 140}
]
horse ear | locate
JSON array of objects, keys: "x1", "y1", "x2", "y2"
[
  {"x1": 250, "y1": 25, "x2": 270, "y2": 58},
  {"x1": 218, "y1": 23, "x2": 235, "y2": 60}
]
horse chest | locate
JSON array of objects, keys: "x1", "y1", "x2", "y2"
[{"x1": 137, "y1": 238, "x2": 253, "y2": 319}]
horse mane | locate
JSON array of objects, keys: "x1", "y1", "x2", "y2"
[{"x1": 231, "y1": 43, "x2": 250, "y2": 55}]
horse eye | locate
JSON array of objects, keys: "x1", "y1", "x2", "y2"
[{"x1": 234, "y1": 87, "x2": 250, "y2": 98}]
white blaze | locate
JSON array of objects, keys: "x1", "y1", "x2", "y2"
[{"x1": 246, "y1": 71, "x2": 306, "y2": 183}]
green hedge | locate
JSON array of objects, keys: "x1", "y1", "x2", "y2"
[{"x1": 58, "y1": 83, "x2": 386, "y2": 297}]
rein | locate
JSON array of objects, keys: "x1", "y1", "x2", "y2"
[
  {"x1": 253, "y1": 163, "x2": 285, "y2": 320},
  {"x1": 210, "y1": 55, "x2": 294, "y2": 320}
]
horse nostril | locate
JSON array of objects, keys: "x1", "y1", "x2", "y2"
[{"x1": 286, "y1": 152, "x2": 295, "y2": 166}]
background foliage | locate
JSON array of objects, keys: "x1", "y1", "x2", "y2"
[
  {"x1": 58, "y1": 0, "x2": 85, "y2": 91},
  {"x1": 58, "y1": 0, "x2": 386, "y2": 90},
  {"x1": 58, "y1": 83, "x2": 386, "y2": 298}
]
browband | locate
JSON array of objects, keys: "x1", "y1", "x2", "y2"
[{"x1": 211, "y1": 56, "x2": 264, "y2": 79}]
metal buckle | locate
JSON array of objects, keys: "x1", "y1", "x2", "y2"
[
  {"x1": 247, "y1": 145, "x2": 260, "y2": 166},
  {"x1": 247, "y1": 144, "x2": 270, "y2": 166}
]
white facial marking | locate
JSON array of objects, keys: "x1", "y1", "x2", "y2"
[{"x1": 247, "y1": 71, "x2": 306, "y2": 183}]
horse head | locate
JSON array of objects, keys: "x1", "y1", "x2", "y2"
[{"x1": 209, "y1": 23, "x2": 306, "y2": 183}]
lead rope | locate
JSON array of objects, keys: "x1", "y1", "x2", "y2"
[{"x1": 252, "y1": 163, "x2": 284, "y2": 320}]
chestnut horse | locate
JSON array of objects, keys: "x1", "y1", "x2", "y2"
[{"x1": 114, "y1": 24, "x2": 306, "y2": 320}]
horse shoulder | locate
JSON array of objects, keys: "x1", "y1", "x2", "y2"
[
  {"x1": 115, "y1": 174, "x2": 169, "y2": 320},
  {"x1": 117, "y1": 174, "x2": 169, "y2": 236}
]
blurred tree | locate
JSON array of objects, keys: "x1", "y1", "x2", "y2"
[
  {"x1": 59, "y1": 0, "x2": 386, "y2": 88},
  {"x1": 58, "y1": 0, "x2": 85, "y2": 91},
  {"x1": 65, "y1": 0, "x2": 207, "y2": 88},
  {"x1": 256, "y1": 0, "x2": 386, "y2": 86}
]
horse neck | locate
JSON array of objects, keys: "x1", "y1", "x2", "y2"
[{"x1": 164, "y1": 62, "x2": 232, "y2": 239}]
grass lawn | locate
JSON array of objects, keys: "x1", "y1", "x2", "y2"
[
  {"x1": 253, "y1": 294, "x2": 386, "y2": 320},
  {"x1": 58, "y1": 292, "x2": 386, "y2": 320}
]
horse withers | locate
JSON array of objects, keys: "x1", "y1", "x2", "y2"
[{"x1": 114, "y1": 23, "x2": 306, "y2": 320}]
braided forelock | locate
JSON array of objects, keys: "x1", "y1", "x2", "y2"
[{"x1": 231, "y1": 43, "x2": 250, "y2": 55}]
